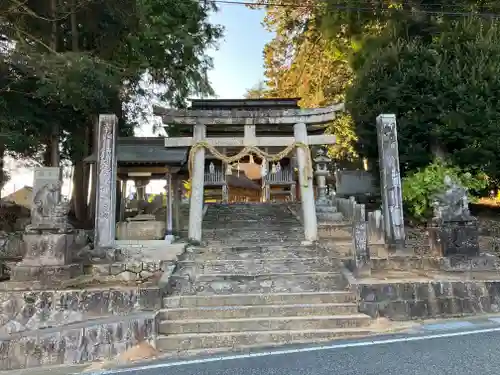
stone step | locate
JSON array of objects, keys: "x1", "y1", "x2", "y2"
[
  {"x1": 162, "y1": 302, "x2": 359, "y2": 320},
  {"x1": 192, "y1": 273, "x2": 347, "y2": 294},
  {"x1": 204, "y1": 211, "x2": 295, "y2": 215},
  {"x1": 208, "y1": 237, "x2": 304, "y2": 245},
  {"x1": 203, "y1": 219, "x2": 299, "y2": 224},
  {"x1": 316, "y1": 205, "x2": 339, "y2": 213},
  {"x1": 156, "y1": 328, "x2": 373, "y2": 351},
  {"x1": 197, "y1": 258, "x2": 338, "y2": 274},
  {"x1": 163, "y1": 291, "x2": 357, "y2": 308},
  {"x1": 203, "y1": 228, "x2": 303, "y2": 236},
  {"x1": 206, "y1": 237, "x2": 305, "y2": 244},
  {"x1": 204, "y1": 223, "x2": 297, "y2": 228},
  {"x1": 206, "y1": 242, "x2": 316, "y2": 250},
  {"x1": 318, "y1": 224, "x2": 353, "y2": 241},
  {"x1": 203, "y1": 221, "x2": 300, "y2": 226},
  {"x1": 317, "y1": 212, "x2": 344, "y2": 221},
  {"x1": 198, "y1": 249, "x2": 328, "y2": 261},
  {"x1": 160, "y1": 314, "x2": 371, "y2": 334},
  {"x1": 320, "y1": 241, "x2": 352, "y2": 256}
]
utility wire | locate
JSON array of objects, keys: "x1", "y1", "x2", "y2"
[{"x1": 207, "y1": 0, "x2": 500, "y2": 18}]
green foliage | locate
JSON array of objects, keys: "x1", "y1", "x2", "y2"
[
  {"x1": 326, "y1": 113, "x2": 358, "y2": 161},
  {"x1": 0, "y1": 0, "x2": 222, "y2": 163},
  {"x1": 258, "y1": 0, "x2": 500, "y2": 172},
  {"x1": 402, "y1": 160, "x2": 488, "y2": 221},
  {"x1": 347, "y1": 18, "x2": 500, "y2": 180}
]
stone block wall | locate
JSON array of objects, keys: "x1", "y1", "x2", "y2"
[
  {"x1": 357, "y1": 280, "x2": 500, "y2": 320},
  {"x1": 0, "y1": 311, "x2": 157, "y2": 370},
  {"x1": 0, "y1": 286, "x2": 161, "y2": 336}
]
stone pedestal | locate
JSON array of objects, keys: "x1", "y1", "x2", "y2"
[
  {"x1": 428, "y1": 219, "x2": 480, "y2": 258},
  {"x1": 11, "y1": 231, "x2": 83, "y2": 284},
  {"x1": 116, "y1": 220, "x2": 166, "y2": 240}
]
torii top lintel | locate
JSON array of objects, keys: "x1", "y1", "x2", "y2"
[{"x1": 153, "y1": 103, "x2": 345, "y2": 126}]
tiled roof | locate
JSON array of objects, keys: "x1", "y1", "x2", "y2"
[{"x1": 84, "y1": 137, "x2": 187, "y2": 164}]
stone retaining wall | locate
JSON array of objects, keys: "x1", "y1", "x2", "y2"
[
  {"x1": 0, "y1": 286, "x2": 161, "y2": 335},
  {"x1": 357, "y1": 280, "x2": 500, "y2": 320},
  {"x1": 370, "y1": 255, "x2": 500, "y2": 272},
  {"x1": 0, "y1": 311, "x2": 157, "y2": 370}
]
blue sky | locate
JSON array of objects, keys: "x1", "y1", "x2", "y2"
[{"x1": 206, "y1": 3, "x2": 273, "y2": 98}]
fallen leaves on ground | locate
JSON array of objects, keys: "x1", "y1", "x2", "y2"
[{"x1": 83, "y1": 341, "x2": 159, "y2": 372}]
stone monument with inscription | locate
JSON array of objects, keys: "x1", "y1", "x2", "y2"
[
  {"x1": 11, "y1": 168, "x2": 84, "y2": 285},
  {"x1": 376, "y1": 114, "x2": 405, "y2": 250},
  {"x1": 427, "y1": 176, "x2": 479, "y2": 258}
]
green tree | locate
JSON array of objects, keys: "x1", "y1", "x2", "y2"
[
  {"x1": 0, "y1": 0, "x2": 222, "y2": 217},
  {"x1": 256, "y1": 0, "x2": 500, "y2": 164},
  {"x1": 347, "y1": 18, "x2": 500, "y2": 181}
]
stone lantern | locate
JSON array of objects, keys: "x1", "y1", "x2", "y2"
[{"x1": 313, "y1": 148, "x2": 331, "y2": 205}]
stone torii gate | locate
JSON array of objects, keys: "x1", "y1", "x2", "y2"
[{"x1": 155, "y1": 102, "x2": 345, "y2": 243}]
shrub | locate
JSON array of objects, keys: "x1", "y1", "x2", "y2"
[{"x1": 402, "y1": 160, "x2": 487, "y2": 222}]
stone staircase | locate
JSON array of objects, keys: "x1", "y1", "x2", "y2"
[{"x1": 157, "y1": 203, "x2": 372, "y2": 353}]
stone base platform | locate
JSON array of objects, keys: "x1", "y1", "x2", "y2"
[
  {"x1": 10, "y1": 263, "x2": 83, "y2": 285},
  {"x1": 367, "y1": 254, "x2": 500, "y2": 273},
  {"x1": 116, "y1": 220, "x2": 166, "y2": 241},
  {"x1": 88, "y1": 241, "x2": 185, "y2": 282}
]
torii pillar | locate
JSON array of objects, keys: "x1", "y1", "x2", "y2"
[
  {"x1": 188, "y1": 123, "x2": 206, "y2": 243},
  {"x1": 294, "y1": 122, "x2": 318, "y2": 241}
]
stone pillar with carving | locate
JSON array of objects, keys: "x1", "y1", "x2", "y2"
[
  {"x1": 352, "y1": 202, "x2": 370, "y2": 276},
  {"x1": 188, "y1": 123, "x2": 206, "y2": 243},
  {"x1": 294, "y1": 122, "x2": 318, "y2": 242},
  {"x1": 94, "y1": 114, "x2": 118, "y2": 249},
  {"x1": 376, "y1": 114, "x2": 405, "y2": 250}
]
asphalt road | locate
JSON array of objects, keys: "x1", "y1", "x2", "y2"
[{"x1": 89, "y1": 326, "x2": 500, "y2": 375}]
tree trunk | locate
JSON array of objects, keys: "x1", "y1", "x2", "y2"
[
  {"x1": 68, "y1": 0, "x2": 89, "y2": 224},
  {"x1": 48, "y1": 0, "x2": 60, "y2": 167},
  {"x1": 0, "y1": 143, "x2": 5, "y2": 199},
  {"x1": 87, "y1": 115, "x2": 98, "y2": 223}
]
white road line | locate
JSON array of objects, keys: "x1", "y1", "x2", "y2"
[{"x1": 87, "y1": 326, "x2": 500, "y2": 375}]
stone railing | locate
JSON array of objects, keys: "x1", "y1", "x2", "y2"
[
  {"x1": 334, "y1": 196, "x2": 386, "y2": 276},
  {"x1": 367, "y1": 209, "x2": 385, "y2": 245}
]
